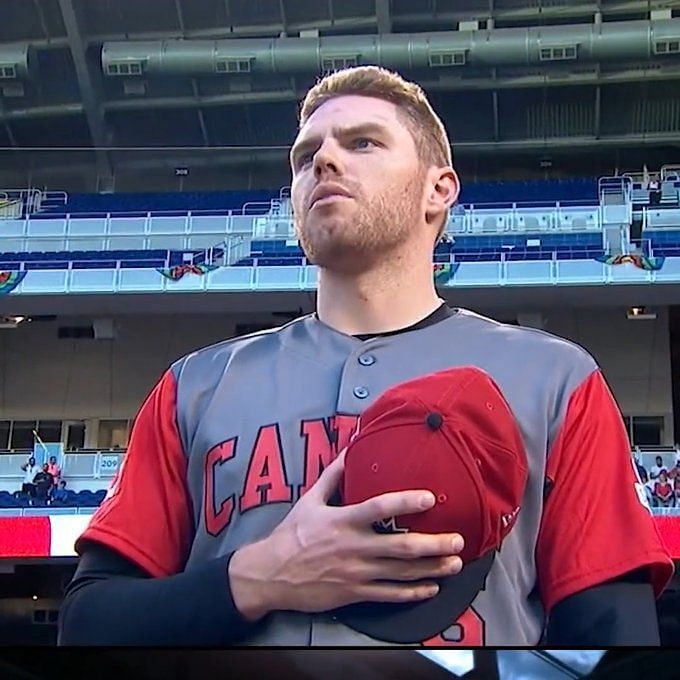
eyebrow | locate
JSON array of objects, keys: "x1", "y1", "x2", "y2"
[{"x1": 290, "y1": 122, "x2": 391, "y2": 166}]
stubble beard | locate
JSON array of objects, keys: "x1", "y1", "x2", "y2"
[{"x1": 294, "y1": 172, "x2": 426, "y2": 274}]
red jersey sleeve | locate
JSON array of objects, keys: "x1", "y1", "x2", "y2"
[
  {"x1": 536, "y1": 369, "x2": 674, "y2": 612},
  {"x1": 75, "y1": 370, "x2": 194, "y2": 577}
]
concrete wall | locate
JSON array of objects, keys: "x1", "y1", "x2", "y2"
[
  {"x1": 543, "y1": 306, "x2": 674, "y2": 444},
  {"x1": 0, "y1": 314, "x2": 240, "y2": 422}
]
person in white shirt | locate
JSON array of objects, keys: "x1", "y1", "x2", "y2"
[
  {"x1": 639, "y1": 467, "x2": 657, "y2": 508},
  {"x1": 650, "y1": 455, "x2": 668, "y2": 480},
  {"x1": 20, "y1": 456, "x2": 39, "y2": 499}
]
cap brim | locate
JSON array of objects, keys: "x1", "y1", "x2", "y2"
[{"x1": 332, "y1": 550, "x2": 494, "y2": 644}]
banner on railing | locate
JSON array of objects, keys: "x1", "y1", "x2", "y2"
[
  {"x1": 433, "y1": 263, "x2": 460, "y2": 285},
  {"x1": 157, "y1": 263, "x2": 219, "y2": 281},
  {"x1": 596, "y1": 253, "x2": 665, "y2": 271},
  {"x1": 0, "y1": 271, "x2": 26, "y2": 296}
]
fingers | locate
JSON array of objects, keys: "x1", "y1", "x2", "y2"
[
  {"x1": 349, "y1": 581, "x2": 441, "y2": 605},
  {"x1": 347, "y1": 489, "x2": 437, "y2": 525},
  {"x1": 360, "y1": 531, "x2": 465, "y2": 560},
  {"x1": 350, "y1": 555, "x2": 464, "y2": 583},
  {"x1": 308, "y1": 448, "x2": 347, "y2": 504}
]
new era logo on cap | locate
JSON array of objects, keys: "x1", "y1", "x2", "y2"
[
  {"x1": 335, "y1": 366, "x2": 529, "y2": 643},
  {"x1": 372, "y1": 517, "x2": 409, "y2": 534}
]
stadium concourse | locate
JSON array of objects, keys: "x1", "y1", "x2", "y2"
[{"x1": 1, "y1": 0, "x2": 680, "y2": 660}]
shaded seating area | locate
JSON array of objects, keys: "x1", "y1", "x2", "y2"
[{"x1": 0, "y1": 489, "x2": 106, "y2": 509}]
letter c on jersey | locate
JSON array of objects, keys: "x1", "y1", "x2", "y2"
[{"x1": 204, "y1": 439, "x2": 237, "y2": 537}]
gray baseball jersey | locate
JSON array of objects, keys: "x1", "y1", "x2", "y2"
[{"x1": 78, "y1": 306, "x2": 672, "y2": 645}]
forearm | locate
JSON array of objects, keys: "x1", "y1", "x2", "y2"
[
  {"x1": 546, "y1": 577, "x2": 660, "y2": 646},
  {"x1": 58, "y1": 553, "x2": 258, "y2": 646}
]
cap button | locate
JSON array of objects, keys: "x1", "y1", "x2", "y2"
[{"x1": 426, "y1": 412, "x2": 443, "y2": 430}]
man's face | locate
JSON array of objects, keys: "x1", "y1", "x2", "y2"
[
  {"x1": 29, "y1": 458, "x2": 35, "y2": 466},
  {"x1": 657, "y1": 457, "x2": 663, "y2": 466},
  {"x1": 290, "y1": 95, "x2": 429, "y2": 273},
  {"x1": 42, "y1": 464, "x2": 48, "y2": 472},
  {"x1": 50, "y1": 457, "x2": 56, "y2": 464}
]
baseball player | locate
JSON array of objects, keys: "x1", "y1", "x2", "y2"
[{"x1": 58, "y1": 66, "x2": 672, "y2": 646}]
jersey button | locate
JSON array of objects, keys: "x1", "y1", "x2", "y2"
[
  {"x1": 353, "y1": 386, "x2": 369, "y2": 399},
  {"x1": 358, "y1": 354, "x2": 376, "y2": 366}
]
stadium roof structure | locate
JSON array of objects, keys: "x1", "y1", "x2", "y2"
[{"x1": 0, "y1": 0, "x2": 680, "y2": 191}]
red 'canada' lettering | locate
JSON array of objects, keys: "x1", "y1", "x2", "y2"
[
  {"x1": 204, "y1": 439, "x2": 236, "y2": 536},
  {"x1": 421, "y1": 608, "x2": 486, "y2": 647},
  {"x1": 330, "y1": 414, "x2": 360, "y2": 452},
  {"x1": 239, "y1": 424, "x2": 293, "y2": 512},
  {"x1": 299, "y1": 419, "x2": 337, "y2": 497},
  {"x1": 207, "y1": 415, "x2": 360, "y2": 531}
]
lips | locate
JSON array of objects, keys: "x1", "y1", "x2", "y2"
[{"x1": 309, "y1": 184, "x2": 352, "y2": 208}]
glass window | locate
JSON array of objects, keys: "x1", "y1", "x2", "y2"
[
  {"x1": 10, "y1": 421, "x2": 37, "y2": 449},
  {"x1": 98, "y1": 420, "x2": 130, "y2": 448},
  {"x1": 498, "y1": 651, "x2": 605, "y2": 679},
  {"x1": 418, "y1": 651, "x2": 474, "y2": 676},
  {"x1": 0, "y1": 421, "x2": 10, "y2": 449},
  {"x1": 36, "y1": 420, "x2": 62, "y2": 444},
  {"x1": 418, "y1": 650, "x2": 606, "y2": 679},
  {"x1": 544, "y1": 651, "x2": 607, "y2": 675},
  {"x1": 65, "y1": 422, "x2": 85, "y2": 450},
  {"x1": 631, "y1": 416, "x2": 663, "y2": 446}
]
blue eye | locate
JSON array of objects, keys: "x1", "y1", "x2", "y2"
[
  {"x1": 297, "y1": 153, "x2": 313, "y2": 168},
  {"x1": 353, "y1": 137, "x2": 375, "y2": 149}
]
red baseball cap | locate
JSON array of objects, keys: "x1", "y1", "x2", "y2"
[{"x1": 334, "y1": 366, "x2": 528, "y2": 643}]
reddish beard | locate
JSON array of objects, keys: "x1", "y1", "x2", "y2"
[{"x1": 294, "y1": 172, "x2": 426, "y2": 272}]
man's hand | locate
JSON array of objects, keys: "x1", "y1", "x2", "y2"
[{"x1": 229, "y1": 450, "x2": 464, "y2": 622}]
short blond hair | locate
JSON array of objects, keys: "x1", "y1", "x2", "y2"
[{"x1": 299, "y1": 65, "x2": 452, "y2": 170}]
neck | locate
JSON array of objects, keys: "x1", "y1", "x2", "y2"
[{"x1": 316, "y1": 244, "x2": 442, "y2": 336}]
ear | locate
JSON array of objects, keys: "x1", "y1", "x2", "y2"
[{"x1": 424, "y1": 166, "x2": 460, "y2": 226}]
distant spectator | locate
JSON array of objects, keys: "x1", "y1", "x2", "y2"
[
  {"x1": 653, "y1": 470, "x2": 674, "y2": 507},
  {"x1": 20, "y1": 456, "x2": 39, "y2": 498},
  {"x1": 650, "y1": 455, "x2": 668, "y2": 480},
  {"x1": 32, "y1": 464, "x2": 54, "y2": 504},
  {"x1": 635, "y1": 459, "x2": 648, "y2": 481},
  {"x1": 51, "y1": 480, "x2": 69, "y2": 505},
  {"x1": 47, "y1": 455, "x2": 61, "y2": 488},
  {"x1": 675, "y1": 477, "x2": 680, "y2": 507},
  {"x1": 639, "y1": 467, "x2": 656, "y2": 508},
  {"x1": 648, "y1": 178, "x2": 661, "y2": 206}
]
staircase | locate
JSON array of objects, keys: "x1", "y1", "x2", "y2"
[{"x1": 598, "y1": 177, "x2": 633, "y2": 255}]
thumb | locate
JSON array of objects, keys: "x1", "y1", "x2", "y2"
[{"x1": 309, "y1": 448, "x2": 347, "y2": 504}]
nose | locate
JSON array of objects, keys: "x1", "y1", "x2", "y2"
[{"x1": 313, "y1": 139, "x2": 342, "y2": 180}]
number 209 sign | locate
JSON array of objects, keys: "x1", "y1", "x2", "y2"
[{"x1": 100, "y1": 454, "x2": 121, "y2": 474}]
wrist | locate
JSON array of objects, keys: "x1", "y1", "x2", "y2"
[{"x1": 228, "y1": 539, "x2": 276, "y2": 622}]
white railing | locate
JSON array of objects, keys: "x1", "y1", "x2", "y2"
[
  {"x1": 0, "y1": 189, "x2": 67, "y2": 217},
  {"x1": 661, "y1": 165, "x2": 680, "y2": 183},
  {"x1": 0, "y1": 450, "x2": 124, "y2": 480},
  {"x1": 0, "y1": 206, "x2": 607, "y2": 258}
]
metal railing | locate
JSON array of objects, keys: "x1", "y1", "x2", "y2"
[
  {"x1": 0, "y1": 189, "x2": 67, "y2": 216},
  {"x1": 0, "y1": 450, "x2": 124, "y2": 480},
  {"x1": 661, "y1": 164, "x2": 680, "y2": 183}
]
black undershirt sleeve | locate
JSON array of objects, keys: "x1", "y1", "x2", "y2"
[
  {"x1": 545, "y1": 569, "x2": 660, "y2": 646},
  {"x1": 60, "y1": 544, "x2": 660, "y2": 646},
  {"x1": 57, "y1": 542, "x2": 257, "y2": 646}
]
